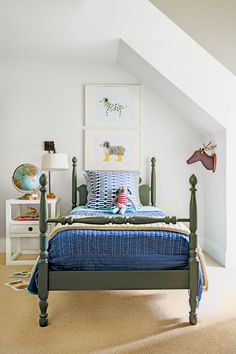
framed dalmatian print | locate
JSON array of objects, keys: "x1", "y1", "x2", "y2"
[{"x1": 85, "y1": 85, "x2": 141, "y2": 129}]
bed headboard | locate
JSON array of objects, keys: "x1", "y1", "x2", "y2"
[{"x1": 71, "y1": 157, "x2": 157, "y2": 209}]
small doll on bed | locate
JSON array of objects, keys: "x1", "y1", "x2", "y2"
[{"x1": 112, "y1": 185, "x2": 136, "y2": 215}]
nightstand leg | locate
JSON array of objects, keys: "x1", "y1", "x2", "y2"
[
  {"x1": 5, "y1": 235, "x2": 11, "y2": 265},
  {"x1": 6, "y1": 201, "x2": 12, "y2": 265},
  {"x1": 16, "y1": 238, "x2": 21, "y2": 254}
]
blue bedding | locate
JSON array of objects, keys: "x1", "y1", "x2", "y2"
[{"x1": 28, "y1": 206, "x2": 203, "y2": 300}]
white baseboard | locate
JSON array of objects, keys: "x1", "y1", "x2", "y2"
[
  {"x1": 198, "y1": 236, "x2": 205, "y2": 249},
  {"x1": 203, "y1": 238, "x2": 226, "y2": 266}
]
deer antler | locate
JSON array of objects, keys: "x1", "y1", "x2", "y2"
[
  {"x1": 203, "y1": 141, "x2": 217, "y2": 151},
  {"x1": 203, "y1": 141, "x2": 212, "y2": 149}
]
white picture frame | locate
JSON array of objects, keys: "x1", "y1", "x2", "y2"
[
  {"x1": 85, "y1": 129, "x2": 140, "y2": 170},
  {"x1": 85, "y1": 85, "x2": 140, "y2": 129}
]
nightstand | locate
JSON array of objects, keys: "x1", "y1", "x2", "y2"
[{"x1": 6, "y1": 198, "x2": 60, "y2": 265}]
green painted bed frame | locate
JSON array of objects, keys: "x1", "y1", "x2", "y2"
[{"x1": 38, "y1": 157, "x2": 199, "y2": 327}]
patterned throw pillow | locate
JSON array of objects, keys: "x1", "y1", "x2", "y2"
[{"x1": 85, "y1": 170, "x2": 141, "y2": 210}]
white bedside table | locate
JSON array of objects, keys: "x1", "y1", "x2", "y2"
[{"x1": 6, "y1": 198, "x2": 61, "y2": 265}]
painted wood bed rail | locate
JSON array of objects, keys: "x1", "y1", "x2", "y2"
[
  {"x1": 38, "y1": 159, "x2": 198, "y2": 327},
  {"x1": 48, "y1": 215, "x2": 190, "y2": 225}
]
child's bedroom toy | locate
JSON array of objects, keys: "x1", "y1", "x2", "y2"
[
  {"x1": 112, "y1": 186, "x2": 136, "y2": 215},
  {"x1": 23, "y1": 207, "x2": 39, "y2": 217},
  {"x1": 187, "y1": 141, "x2": 217, "y2": 173}
]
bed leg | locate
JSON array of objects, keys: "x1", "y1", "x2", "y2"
[
  {"x1": 38, "y1": 258, "x2": 48, "y2": 327},
  {"x1": 38, "y1": 174, "x2": 49, "y2": 327},
  {"x1": 39, "y1": 309, "x2": 48, "y2": 327},
  {"x1": 39, "y1": 285, "x2": 48, "y2": 327},
  {"x1": 39, "y1": 304, "x2": 48, "y2": 327},
  {"x1": 189, "y1": 253, "x2": 199, "y2": 325},
  {"x1": 189, "y1": 289, "x2": 198, "y2": 325},
  {"x1": 189, "y1": 174, "x2": 199, "y2": 325}
]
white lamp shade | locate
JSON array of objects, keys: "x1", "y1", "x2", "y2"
[{"x1": 41, "y1": 153, "x2": 69, "y2": 171}]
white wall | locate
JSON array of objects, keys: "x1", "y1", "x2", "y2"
[
  {"x1": 0, "y1": 60, "x2": 204, "y2": 251},
  {"x1": 118, "y1": 36, "x2": 235, "y2": 266},
  {"x1": 146, "y1": 1, "x2": 236, "y2": 267},
  {"x1": 225, "y1": 126, "x2": 236, "y2": 268},
  {"x1": 204, "y1": 130, "x2": 226, "y2": 264},
  {"x1": 140, "y1": 86, "x2": 205, "y2": 246}
]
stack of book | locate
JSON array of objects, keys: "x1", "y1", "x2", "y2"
[
  {"x1": 15, "y1": 215, "x2": 39, "y2": 221},
  {"x1": 4, "y1": 271, "x2": 31, "y2": 291},
  {"x1": 5, "y1": 279, "x2": 29, "y2": 291},
  {"x1": 9, "y1": 271, "x2": 31, "y2": 278}
]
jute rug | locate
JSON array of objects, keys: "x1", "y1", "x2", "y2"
[{"x1": 0, "y1": 253, "x2": 235, "y2": 354}]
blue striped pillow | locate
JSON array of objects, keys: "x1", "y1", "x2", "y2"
[{"x1": 85, "y1": 170, "x2": 141, "y2": 210}]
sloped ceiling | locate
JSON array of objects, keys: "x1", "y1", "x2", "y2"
[
  {"x1": 118, "y1": 35, "x2": 236, "y2": 136},
  {"x1": 0, "y1": 0, "x2": 235, "y2": 136},
  {"x1": 150, "y1": 0, "x2": 236, "y2": 76},
  {"x1": 118, "y1": 40, "x2": 224, "y2": 136}
]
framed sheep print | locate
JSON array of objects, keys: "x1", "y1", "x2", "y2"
[
  {"x1": 85, "y1": 129, "x2": 140, "y2": 170},
  {"x1": 85, "y1": 85, "x2": 140, "y2": 129}
]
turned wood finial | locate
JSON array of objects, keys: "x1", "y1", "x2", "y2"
[
  {"x1": 189, "y1": 174, "x2": 197, "y2": 188},
  {"x1": 72, "y1": 156, "x2": 78, "y2": 209},
  {"x1": 39, "y1": 174, "x2": 47, "y2": 188},
  {"x1": 151, "y1": 156, "x2": 156, "y2": 207},
  {"x1": 189, "y1": 174, "x2": 197, "y2": 236},
  {"x1": 151, "y1": 157, "x2": 156, "y2": 166},
  {"x1": 39, "y1": 174, "x2": 48, "y2": 234}
]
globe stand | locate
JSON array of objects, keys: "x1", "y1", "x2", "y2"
[{"x1": 18, "y1": 193, "x2": 39, "y2": 200}]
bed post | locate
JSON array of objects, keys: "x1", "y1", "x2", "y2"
[
  {"x1": 38, "y1": 174, "x2": 49, "y2": 327},
  {"x1": 189, "y1": 174, "x2": 199, "y2": 325},
  {"x1": 151, "y1": 157, "x2": 156, "y2": 206},
  {"x1": 72, "y1": 156, "x2": 77, "y2": 210}
]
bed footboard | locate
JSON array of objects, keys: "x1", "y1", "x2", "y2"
[{"x1": 38, "y1": 164, "x2": 199, "y2": 326}]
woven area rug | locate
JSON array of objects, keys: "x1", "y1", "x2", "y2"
[{"x1": 0, "y1": 253, "x2": 236, "y2": 354}]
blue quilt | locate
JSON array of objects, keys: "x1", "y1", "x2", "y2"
[{"x1": 28, "y1": 206, "x2": 203, "y2": 300}]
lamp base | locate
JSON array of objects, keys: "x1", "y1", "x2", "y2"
[{"x1": 47, "y1": 192, "x2": 57, "y2": 199}]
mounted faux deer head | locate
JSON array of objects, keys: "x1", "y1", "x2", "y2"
[{"x1": 187, "y1": 141, "x2": 217, "y2": 173}]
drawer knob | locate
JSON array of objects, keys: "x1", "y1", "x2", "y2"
[{"x1": 28, "y1": 227, "x2": 33, "y2": 232}]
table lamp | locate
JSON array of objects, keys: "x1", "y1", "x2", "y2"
[{"x1": 41, "y1": 141, "x2": 69, "y2": 198}]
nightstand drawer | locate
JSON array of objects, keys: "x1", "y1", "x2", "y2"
[{"x1": 10, "y1": 224, "x2": 40, "y2": 234}]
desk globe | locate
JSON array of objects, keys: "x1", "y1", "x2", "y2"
[{"x1": 12, "y1": 164, "x2": 42, "y2": 199}]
